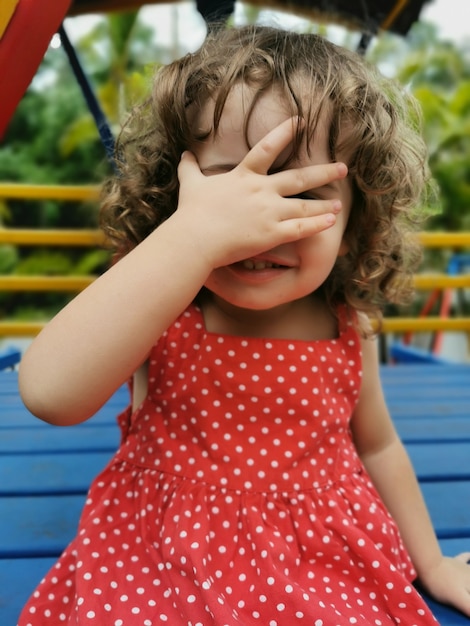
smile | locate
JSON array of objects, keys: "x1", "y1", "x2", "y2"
[{"x1": 241, "y1": 260, "x2": 286, "y2": 270}]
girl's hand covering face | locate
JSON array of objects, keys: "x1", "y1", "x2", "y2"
[{"x1": 175, "y1": 117, "x2": 348, "y2": 270}]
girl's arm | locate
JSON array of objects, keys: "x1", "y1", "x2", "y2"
[
  {"x1": 19, "y1": 118, "x2": 346, "y2": 425},
  {"x1": 351, "y1": 337, "x2": 470, "y2": 616},
  {"x1": 19, "y1": 217, "x2": 211, "y2": 425}
]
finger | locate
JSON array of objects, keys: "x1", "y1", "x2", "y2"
[
  {"x1": 452, "y1": 592, "x2": 470, "y2": 619},
  {"x1": 274, "y1": 161, "x2": 348, "y2": 198},
  {"x1": 177, "y1": 150, "x2": 202, "y2": 183},
  {"x1": 279, "y1": 196, "x2": 342, "y2": 220},
  {"x1": 277, "y1": 212, "x2": 338, "y2": 243},
  {"x1": 241, "y1": 117, "x2": 301, "y2": 174},
  {"x1": 455, "y1": 552, "x2": 470, "y2": 564}
]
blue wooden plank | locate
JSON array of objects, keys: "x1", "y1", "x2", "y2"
[
  {"x1": 396, "y1": 418, "x2": 470, "y2": 443},
  {"x1": 440, "y1": 537, "x2": 470, "y2": 555},
  {"x1": 423, "y1": 481, "x2": 470, "y2": 538},
  {"x1": 380, "y1": 363, "x2": 470, "y2": 379},
  {"x1": 389, "y1": 342, "x2": 453, "y2": 364},
  {"x1": 381, "y1": 363, "x2": 469, "y2": 391},
  {"x1": 0, "y1": 452, "x2": 111, "y2": 495},
  {"x1": 0, "y1": 557, "x2": 56, "y2": 626},
  {"x1": 381, "y1": 371, "x2": 470, "y2": 387},
  {"x1": 386, "y1": 391, "x2": 470, "y2": 404},
  {"x1": 406, "y1": 442, "x2": 470, "y2": 481},
  {"x1": 386, "y1": 402, "x2": 470, "y2": 419},
  {"x1": 0, "y1": 370, "x2": 22, "y2": 393},
  {"x1": 0, "y1": 424, "x2": 120, "y2": 454},
  {"x1": 0, "y1": 494, "x2": 85, "y2": 557},
  {"x1": 384, "y1": 380, "x2": 470, "y2": 403}
]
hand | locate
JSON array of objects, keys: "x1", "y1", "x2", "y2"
[
  {"x1": 174, "y1": 117, "x2": 348, "y2": 270},
  {"x1": 419, "y1": 552, "x2": 470, "y2": 616}
]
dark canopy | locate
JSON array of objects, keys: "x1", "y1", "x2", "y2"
[{"x1": 68, "y1": 0, "x2": 431, "y2": 37}]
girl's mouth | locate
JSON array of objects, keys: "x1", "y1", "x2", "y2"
[
  {"x1": 225, "y1": 258, "x2": 292, "y2": 282},
  {"x1": 240, "y1": 260, "x2": 286, "y2": 270}
]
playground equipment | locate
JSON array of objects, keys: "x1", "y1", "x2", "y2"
[{"x1": 391, "y1": 253, "x2": 470, "y2": 362}]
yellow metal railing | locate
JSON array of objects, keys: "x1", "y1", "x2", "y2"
[
  {"x1": 0, "y1": 229, "x2": 103, "y2": 246},
  {"x1": 384, "y1": 232, "x2": 470, "y2": 334},
  {"x1": 0, "y1": 183, "x2": 102, "y2": 337},
  {"x1": 0, "y1": 183, "x2": 99, "y2": 202},
  {"x1": 0, "y1": 183, "x2": 469, "y2": 337}
]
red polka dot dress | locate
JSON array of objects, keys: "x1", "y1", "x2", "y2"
[{"x1": 19, "y1": 304, "x2": 437, "y2": 625}]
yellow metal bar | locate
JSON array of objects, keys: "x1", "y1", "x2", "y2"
[
  {"x1": 381, "y1": 317, "x2": 470, "y2": 333},
  {"x1": 0, "y1": 231, "x2": 468, "y2": 251},
  {"x1": 0, "y1": 322, "x2": 45, "y2": 337},
  {"x1": 0, "y1": 183, "x2": 100, "y2": 201},
  {"x1": 0, "y1": 229, "x2": 105, "y2": 246},
  {"x1": 413, "y1": 274, "x2": 470, "y2": 290},
  {"x1": 417, "y1": 232, "x2": 470, "y2": 248},
  {"x1": 5, "y1": 272, "x2": 467, "y2": 291},
  {"x1": 1, "y1": 317, "x2": 469, "y2": 338},
  {"x1": 0, "y1": 276, "x2": 95, "y2": 292}
]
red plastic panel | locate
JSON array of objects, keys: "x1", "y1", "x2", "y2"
[{"x1": 0, "y1": 0, "x2": 72, "y2": 138}]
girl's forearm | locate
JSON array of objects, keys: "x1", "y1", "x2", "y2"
[
  {"x1": 19, "y1": 218, "x2": 211, "y2": 425},
  {"x1": 361, "y1": 437, "x2": 444, "y2": 580}
]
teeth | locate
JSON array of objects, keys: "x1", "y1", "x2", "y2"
[{"x1": 242, "y1": 260, "x2": 281, "y2": 270}]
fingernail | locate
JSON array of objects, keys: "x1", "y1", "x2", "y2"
[
  {"x1": 332, "y1": 200, "x2": 342, "y2": 213},
  {"x1": 337, "y1": 162, "x2": 348, "y2": 176},
  {"x1": 326, "y1": 213, "x2": 336, "y2": 225}
]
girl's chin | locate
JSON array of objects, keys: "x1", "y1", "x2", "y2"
[{"x1": 207, "y1": 291, "x2": 295, "y2": 314}]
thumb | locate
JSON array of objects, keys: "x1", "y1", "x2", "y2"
[
  {"x1": 177, "y1": 150, "x2": 201, "y2": 183},
  {"x1": 455, "y1": 552, "x2": 470, "y2": 564}
]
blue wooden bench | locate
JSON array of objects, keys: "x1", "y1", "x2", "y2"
[{"x1": 1, "y1": 363, "x2": 469, "y2": 624}]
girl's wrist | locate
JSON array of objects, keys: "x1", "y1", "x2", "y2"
[{"x1": 152, "y1": 215, "x2": 215, "y2": 280}]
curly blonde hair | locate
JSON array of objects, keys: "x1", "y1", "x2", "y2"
[{"x1": 100, "y1": 24, "x2": 430, "y2": 327}]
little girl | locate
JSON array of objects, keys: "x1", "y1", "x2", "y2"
[{"x1": 19, "y1": 24, "x2": 470, "y2": 625}]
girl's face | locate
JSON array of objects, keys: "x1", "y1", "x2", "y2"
[{"x1": 191, "y1": 85, "x2": 353, "y2": 316}]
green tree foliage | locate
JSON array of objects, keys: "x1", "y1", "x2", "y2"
[
  {"x1": 369, "y1": 21, "x2": 470, "y2": 231},
  {"x1": 0, "y1": 10, "x2": 161, "y2": 322}
]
